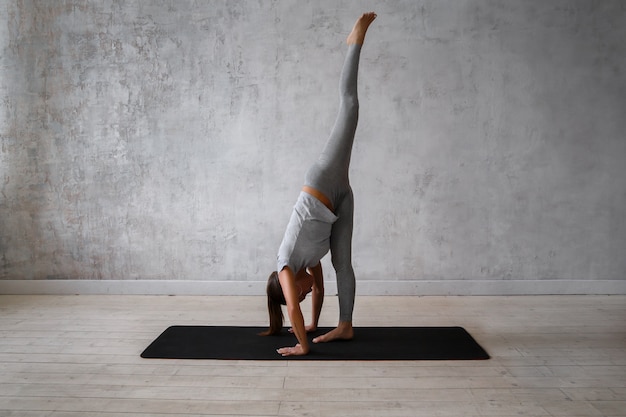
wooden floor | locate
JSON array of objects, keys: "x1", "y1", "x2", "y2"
[{"x1": 0, "y1": 294, "x2": 625, "y2": 417}]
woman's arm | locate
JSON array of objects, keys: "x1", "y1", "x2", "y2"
[
  {"x1": 276, "y1": 267, "x2": 310, "y2": 356},
  {"x1": 308, "y1": 262, "x2": 325, "y2": 331}
]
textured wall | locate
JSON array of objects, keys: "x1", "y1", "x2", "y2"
[{"x1": 1, "y1": 1, "x2": 625, "y2": 286}]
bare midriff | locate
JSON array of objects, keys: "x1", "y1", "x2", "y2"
[{"x1": 302, "y1": 185, "x2": 334, "y2": 213}]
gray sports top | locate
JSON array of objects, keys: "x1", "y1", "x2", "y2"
[{"x1": 277, "y1": 191, "x2": 338, "y2": 274}]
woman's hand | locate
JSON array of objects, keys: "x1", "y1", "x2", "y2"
[
  {"x1": 289, "y1": 323, "x2": 317, "y2": 334},
  {"x1": 277, "y1": 343, "x2": 309, "y2": 357}
]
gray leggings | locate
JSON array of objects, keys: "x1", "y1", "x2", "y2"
[{"x1": 304, "y1": 44, "x2": 361, "y2": 322}]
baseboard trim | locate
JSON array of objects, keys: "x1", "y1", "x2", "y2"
[{"x1": 1, "y1": 279, "x2": 624, "y2": 296}]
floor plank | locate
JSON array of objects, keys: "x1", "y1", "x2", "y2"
[{"x1": 0, "y1": 294, "x2": 624, "y2": 416}]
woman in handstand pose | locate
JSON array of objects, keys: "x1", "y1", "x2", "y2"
[{"x1": 261, "y1": 12, "x2": 377, "y2": 356}]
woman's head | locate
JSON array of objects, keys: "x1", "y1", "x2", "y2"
[{"x1": 261, "y1": 271, "x2": 285, "y2": 336}]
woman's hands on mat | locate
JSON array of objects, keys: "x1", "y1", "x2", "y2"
[
  {"x1": 278, "y1": 267, "x2": 310, "y2": 356},
  {"x1": 277, "y1": 262, "x2": 326, "y2": 356},
  {"x1": 289, "y1": 323, "x2": 317, "y2": 333},
  {"x1": 287, "y1": 263, "x2": 324, "y2": 335},
  {"x1": 276, "y1": 343, "x2": 307, "y2": 357}
]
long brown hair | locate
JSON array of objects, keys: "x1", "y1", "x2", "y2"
[{"x1": 259, "y1": 271, "x2": 285, "y2": 336}]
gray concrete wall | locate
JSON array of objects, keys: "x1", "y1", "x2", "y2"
[{"x1": 1, "y1": 1, "x2": 625, "y2": 290}]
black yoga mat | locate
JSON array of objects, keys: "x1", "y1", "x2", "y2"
[{"x1": 141, "y1": 326, "x2": 489, "y2": 360}]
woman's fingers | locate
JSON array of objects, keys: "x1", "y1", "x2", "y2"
[
  {"x1": 288, "y1": 325, "x2": 317, "y2": 333},
  {"x1": 276, "y1": 344, "x2": 306, "y2": 356}
]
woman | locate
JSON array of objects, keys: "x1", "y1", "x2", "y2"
[{"x1": 261, "y1": 12, "x2": 377, "y2": 356}]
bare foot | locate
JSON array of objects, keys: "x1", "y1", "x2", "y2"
[
  {"x1": 312, "y1": 322, "x2": 354, "y2": 343},
  {"x1": 346, "y1": 12, "x2": 377, "y2": 45}
]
